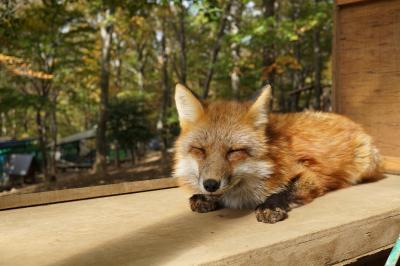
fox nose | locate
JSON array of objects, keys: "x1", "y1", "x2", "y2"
[{"x1": 203, "y1": 179, "x2": 220, "y2": 192}]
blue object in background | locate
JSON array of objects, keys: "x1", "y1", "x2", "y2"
[{"x1": 385, "y1": 235, "x2": 400, "y2": 266}]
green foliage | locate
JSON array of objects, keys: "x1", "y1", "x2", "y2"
[
  {"x1": 0, "y1": 0, "x2": 334, "y2": 148},
  {"x1": 108, "y1": 96, "x2": 154, "y2": 151},
  {"x1": 0, "y1": 87, "x2": 50, "y2": 112}
]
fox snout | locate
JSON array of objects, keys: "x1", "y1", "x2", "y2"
[{"x1": 203, "y1": 179, "x2": 220, "y2": 192}]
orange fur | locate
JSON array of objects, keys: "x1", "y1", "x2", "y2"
[
  {"x1": 173, "y1": 84, "x2": 383, "y2": 220},
  {"x1": 264, "y1": 111, "x2": 383, "y2": 204}
]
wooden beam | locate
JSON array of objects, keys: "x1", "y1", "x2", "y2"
[
  {"x1": 336, "y1": 0, "x2": 371, "y2": 6},
  {"x1": 0, "y1": 178, "x2": 178, "y2": 210},
  {"x1": 332, "y1": 3, "x2": 340, "y2": 112},
  {"x1": 383, "y1": 156, "x2": 400, "y2": 175}
]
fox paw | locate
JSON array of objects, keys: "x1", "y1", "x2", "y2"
[
  {"x1": 255, "y1": 206, "x2": 288, "y2": 223},
  {"x1": 189, "y1": 194, "x2": 220, "y2": 213}
]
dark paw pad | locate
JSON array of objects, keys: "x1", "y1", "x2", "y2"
[
  {"x1": 189, "y1": 194, "x2": 220, "y2": 213},
  {"x1": 255, "y1": 206, "x2": 288, "y2": 223}
]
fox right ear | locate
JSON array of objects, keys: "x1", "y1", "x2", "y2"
[
  {"x1": 246, "y1": 85, "x2": 272, "y2": 129},
  {"x1": 175, "y1": 84, "x2": 204, "y2": 129}
]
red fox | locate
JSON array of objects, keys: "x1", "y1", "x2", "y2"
[{"x1": 173, "y1": 84, "x2": 383, "y2": 223}]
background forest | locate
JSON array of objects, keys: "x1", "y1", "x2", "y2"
[{"x1": 0, "y1": 0, "x2": 333, "y2": 186}]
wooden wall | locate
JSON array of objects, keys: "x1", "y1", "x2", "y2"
[{"x1": 333, "y1": 0, "x2": 400, "y2": 158}]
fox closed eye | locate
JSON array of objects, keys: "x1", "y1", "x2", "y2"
[
  {"x1": 227, "y1": 149, "x2": 249, "y2": 162},
  {"x1": 189, "y1": 146, "x2": 206, "y2": 158}
]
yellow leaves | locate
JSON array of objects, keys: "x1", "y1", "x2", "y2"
[
  {"x1": 0, "y1": 53, "x2": 53, "y2": 80},
  {"x1": 130, "y1": 15, "x2": 145, "y2": 27},
  {"x1": 0, "y1": 54, "x2": 24, "y2": 65},
  {"x1": 276, "y1": 55, "x2": 302, "y2": 70},
  {"x1": 10, "y1": 68, "x2": 53, "y2": 80},
  {"x1": 261, "y1": 55, "x2": 301, "y2": 80}
]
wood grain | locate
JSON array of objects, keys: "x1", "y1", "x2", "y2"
[
  {"x1": 0, "y1": 177, "x2": 179, "y2": 210},
  {"x1": 334, "y1": 0, "x2": 400, "y2": 157},
  {"x1": 1, "y1": 175, "x2": 400, "y2": 266}
]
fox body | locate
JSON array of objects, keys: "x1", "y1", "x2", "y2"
[{"x1": 173, "y1": 84, "x2": 383, "y2": 223}]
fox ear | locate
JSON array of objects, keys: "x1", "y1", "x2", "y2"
[
  {"x1": 247, "y1": 85, "x2": 272, "y2": 128},
  {"x1": 175, "y1": 84, "x2": 204, "y2": 129}
]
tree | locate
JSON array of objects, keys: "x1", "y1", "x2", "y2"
[
  {"x1": 0, "y1": 1, "x2": 93, "y2": 179},
  {"x1": 0, "y1": 0, "x2": 335, "y2": 180},
  {"x1": 169, "y1": 1, "x2": 188, "y2": 86},
  {"x1": 202, "y1": 0, "x2": 233, "y2": 99},
  {"x1": 108, "y1": 96, "x2": 153, "y2": 165},
  {"x1": 93, "y1": 1, "x2": 115, "y2": 175},
  {"x1": 228, "y1": 0, "x2": 244, "y2": 99}
]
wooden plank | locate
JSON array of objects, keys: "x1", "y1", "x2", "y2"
[
  {"x1": 332, "y1": 3, "x2": 340, "y2": 112},
  {"x1": 383, "y1": 156, "x2": 400, "y2": 175},
  {"x1": 336, "y1": 0, "x2": 372, "y2": 6},
  {"x1": 334, "y1": 0, "x2": 400, "y2": 157},
  {"x1": 0, "y1": 177, "x2": 178, "y2": 210}
]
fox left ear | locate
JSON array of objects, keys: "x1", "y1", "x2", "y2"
[
  {"x1": 175, "y1": 84, "x2": 204, "y2": 129},
  {"x1": 247, "y1": 85, "x2": 272, "y2": 128}
]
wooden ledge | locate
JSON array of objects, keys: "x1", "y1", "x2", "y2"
[
  {"x1": 1, "y1": 174, "x2": 399, "y2": 265},
  {"x1": 336, "y1": 0, "x2": 372, "y2": 6},
  {"x1": 0, "y1": 177, "x2": 178, "y2": 210},
  {"x1": 382, "y1": 156, "x2": 400, "y2": 175}
]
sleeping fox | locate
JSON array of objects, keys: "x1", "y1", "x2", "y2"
[{"x1": 173, "y1": 84, "x2": 383, "y2": 223}]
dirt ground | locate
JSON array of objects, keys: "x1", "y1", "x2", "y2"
[{"x1": 0, "y1": 151, "x2": 173, "y2": 196}]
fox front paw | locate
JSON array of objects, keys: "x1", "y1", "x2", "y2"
[
  {"x1": 255, "y1": 205, "x2": 288, "y2": 223},
  {"x1": 189, "y1": 194, "x2": 220, "y2": 213}
]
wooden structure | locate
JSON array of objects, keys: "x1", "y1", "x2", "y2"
[
  {"x1": 1, "y1": 175, "x2": 399, "y2": 265},
  {"x1": 333, "y1": 0, "x2": 400, "y2": 166}
]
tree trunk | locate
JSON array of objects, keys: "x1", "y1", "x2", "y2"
[
  {"x1": 313, "y1": 0, "x2": 322, "y2": 110},
  {"x1": 137, "y1": 47, "x2": 147, "y2": 92},
  {"x1": 178, "y1": 1, "x2": 187, "y2": 85},
  {"x1": 36, "y1": 109, "x2": 48, "y2": 179},
  {"x1": 115, "y1": 142, "x2": 121, "y2": 168},
  {"x1": 94, "y1": 5, "x2": 115, "y2": 176},
  {"x1": 229, "y1": 0, "x2": 244, "y2": 99},
  {"x1": 130, "y1": 146, "x2": 136, "y2": 165},
  {"x1": 132, "y1": 33, "x2": 148, "y2": 93},
  {"x1": 48, "y1": 98, "x2": 58, "y2": 179},
  {"x1": 10, "y1": 110, "x2": 17, "y2": 138},
  {"x1": 175, "y1": 0, "x2": 187, "y2": 85},
  {"x1": 158, "y1": 17, "x2": 171, "y2": 160},
  {"x1": 114, "y1": 35, "x2": 122, "y2": 94},
  {"x1": 290, "y1": 4, "x2": 301, "y2": 112},
  {"x1": 202, "y1": 0, "x2": 233, "y2": 99},
  {"x1": 262, "y1": 0, "x2": 276, "y2": 108},
  {"x1": 0, "y1": 112, "x2": 3, "y2": 137}
]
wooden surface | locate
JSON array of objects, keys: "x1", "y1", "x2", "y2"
[
  {"x1": 333, "y1": 0, "x2": 400, "y2": 158},
  {"x1": 0, "y1": 175, "x2": 399, "y2": 266},
  {"x1": 336, "y1": 0, "x2": 371, "y2": 6},
  {"x1": 0, "y1": 177, "x2": 178, "y2": 210}
]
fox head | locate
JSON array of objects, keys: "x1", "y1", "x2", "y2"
[{"x1": 173, "y1": 84, "x2": 274, "y2": 199}]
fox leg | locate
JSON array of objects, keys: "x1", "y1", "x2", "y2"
[
  {"x1": 189, "y1": 194, "x2": 221, "y2": 213},
  {"x1": 255, "y1": 188, "x2": 292, "y2": 223},
  {"x1": 255, "y1": 170, "x2": 323, "y2": 223}
]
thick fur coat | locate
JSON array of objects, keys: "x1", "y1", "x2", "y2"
[{"x1": 173, "y1": 84, "x2": 383, "y2": 223}]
